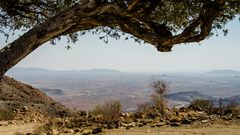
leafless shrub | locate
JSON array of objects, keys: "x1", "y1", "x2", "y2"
[
  {"x1": 151, "y1": 80, "x2": 169, "y2": 96},
  {"x1": 92, "y1": 100, "x2": 122, "y2": 124},
  {"x1": 214, "y1": 98, "x2": 239, "y2": 116},
  {"x1": 151, "y1": 80, "x2": 169, "y2": 114}
]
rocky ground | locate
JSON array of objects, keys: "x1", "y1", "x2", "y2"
[
  {"x1": 0, "y1": 107, "x2": 240, "y2": 135},
  {"x1": 1, "y1": 76, "x2": 240, "y2": 135},
  {"x1": 2, "y1": 104, "x2": 240, "y2": 135},
  {"x1": 103, "y1": 124, "x2": 240, "y2": 135}
]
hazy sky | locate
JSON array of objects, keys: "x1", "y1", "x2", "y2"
[{"x1": 1, "y1": 19, "x2": 240, "y2": 73}]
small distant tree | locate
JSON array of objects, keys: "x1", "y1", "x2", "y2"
[{"x1": 151, "y1": 80, "x2": 169, "y2": 114}]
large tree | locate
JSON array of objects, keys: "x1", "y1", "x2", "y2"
[{"x1": 0, "y1": 0, "x2": 239, "y2": 79}]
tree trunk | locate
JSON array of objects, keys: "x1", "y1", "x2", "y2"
[
  {"x1": 0, "y1": 1, "x2": 222, "y2": 79},
  {"x1": 0, "y1": 3, "x2": 99, "y2": 79}
]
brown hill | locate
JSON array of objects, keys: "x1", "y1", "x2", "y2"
[{"x1": 0, "y1": 76, "x2": 71, "y2": 118}]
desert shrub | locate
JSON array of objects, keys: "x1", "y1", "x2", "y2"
[
  {"x1": 33, "y1": 118, "x2": 59, "y2": 134},
  {"x1": 224, "y1": 100, "x2": 240, "y2": 116},
  {"x1": 34, "y1": 124, "x2": 51, "y2": 134},
  {"x1": 189, "y1": 99, "x2": 213, "y2": 112},
  {"x1": 151, "y1": 80, "x2": 169, "y2": 114},
  {"x1": 0, "y1": 109, "x2": 16, "y2": 120},
  {"x1": 212, "y1": 99, "x2": 239, "y2": 115},
  {"x1": 231, "y1": 105, "x2": 240, "y2": 116},
  {"x1": 137, "y1": 103, "x2": 150, "y2": 112},
  {"x1": 190, "y1": 98, "x2": 240, "y2": 116},
  {"x1": 92, "y1": 100, "x2": 121, "y2": 124}
]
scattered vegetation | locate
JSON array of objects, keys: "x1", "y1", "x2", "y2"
[
  {"x1": 189, "y1": 99, "x2": 213, "y2": 112},
  {"x1": 151, "y1": 80, "x2": 169, "y2": 115},
  {"x1": 0, "y1": 109, "x2": 15, "y2": 120},
  {"x1": 189, "y1": 98, "x2": 240, "y2": 116},
  {"x1": 34, "y1": 124, "x2": 50, "y2": 134},
  {"x1": 92, "y1": 100, "x2": 122, "y2": 124},
  {"x1": 137, "y1": 103, "x2": 150, "y2": 113},
  {"x1": 231, "y1": 105, "x2": 240, "y2": 116}
]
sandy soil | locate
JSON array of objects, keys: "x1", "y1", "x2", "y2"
[
  {"x1": 103, "y1": 124, "x2": 240, "y2": 135},
  {"x1": 0, "y1": 122, "x2": 42, "y2": 135},
  {"x1": 1, "y1": 122, "x2": 240, "y2": 135}
]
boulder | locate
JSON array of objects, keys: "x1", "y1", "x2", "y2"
[
  {"x1": 121, "y1": 122, "x2": 135, "y2": 129},
  {"x1": 181, "y1": 118, "x2": 192, "y2": 124},
  {"x1": 22, "y1": 106, "x2": 29, "y2": 112},
  {"x1": 201, "y1": 120, "x2": 208, "y2": 123},
  {"x1": 74, "y1": 128, "x2": 81, "y2": 133},
  {"x1": 170, "y1": 122, "x2": 181, "y2": 127},
  {"x1": 169, "y1": 116, "x2": 181, "y2": 123},
  {"x1": 122, "y1": 117, "x2": 134, "y2": 124},
  {"x1": 92, "y1": 127, "x2": 102, "y2": 134},
  {"x1": 155, "y1": 122, "x2": 166, "y2": 127},
  {"x1": 51, "y1": 129, "x2": 59, "y2": 135}
]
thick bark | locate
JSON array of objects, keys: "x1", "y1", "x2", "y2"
[
  {"x1": 0, "y1": 0, "x2": 224, "y2": 79},
  {"x1": 0, "y1": 2, "x2": 100, "y2": 79}
]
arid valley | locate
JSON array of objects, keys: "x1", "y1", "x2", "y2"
[{"x1": 7, "y1": 68, "x2": 240, "y2": 111}]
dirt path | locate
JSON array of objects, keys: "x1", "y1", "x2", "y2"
[
  {"x1": 1, "y1": 122, "x2": 240, "y2": 135},
  {"x1": 104, "y1": 124, "x2": 240, "y2": 135},
  {"x1": 0, "y1": 122, "x2": 42, "y2": 135}
]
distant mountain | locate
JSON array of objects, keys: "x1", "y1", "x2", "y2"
[
  {"x1": 6, "y1": 68, "x2": 124, "y2": 78},
  {"x1": 80, "y1": 69, "x2": 123, "y2": 73},
  {"x1": 6, "y1": 68, "x2": 59, "y2": 76},
  {"x1": 206, "y1": 70, "x2": 240, "y2": 76}
]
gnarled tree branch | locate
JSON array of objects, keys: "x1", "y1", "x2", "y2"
[{"x1": 0, "y1": 0, "x2": 227, "y2": 79}]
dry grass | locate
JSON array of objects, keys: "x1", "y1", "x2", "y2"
[{"x1": 92, "y1": 99, "x2": 122, "y2": 124}]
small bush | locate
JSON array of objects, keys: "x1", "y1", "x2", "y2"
[
  {"x1": 231, "y1": 105, "x2": 240, "y2": 116},
  {"x1": 151, "y1": 80, "x2": 169, "y2": 114},
  {"x1": 92, "y1": 100, "x2": 121, "y2": 124},
  {"x1": 33, "y1": 119, "x2": 57, "y2": 134},
  {"x1": 190, "y1": 98, "x2": 240, "y2": 116},
  {"x1": 0, "y1": 109, "x2": 16, "y2": 120},
  {"x1": 137, "y1": 103, "x2": 150, "y2": 112},
  {"x1": 189, "y1": 99, "x2": 213, "y2": 112}
]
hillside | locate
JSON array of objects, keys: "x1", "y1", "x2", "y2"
[{"x1": 0, "y1": 76, "x2": 70, "y2": 117}]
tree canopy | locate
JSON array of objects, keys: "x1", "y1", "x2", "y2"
[{"x1": 0, "y1": 0, "x2": 239, "y2": 79}]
